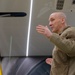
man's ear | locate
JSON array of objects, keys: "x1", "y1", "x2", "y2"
[{"x1": 62, "y1": 18, "x2": 65, "y2": 24}]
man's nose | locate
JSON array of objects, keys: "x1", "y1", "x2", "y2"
[{"x1": 49, "y1": 22, "x2": 52, "y2": 26}]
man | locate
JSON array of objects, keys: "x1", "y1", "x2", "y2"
[{"x1": 36, "y1": 12, "x2": 75, "y2": 75}]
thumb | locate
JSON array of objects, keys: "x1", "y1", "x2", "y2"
[
  {"x1": 45, "y1": 25, "x2": 48, "y2": 28},
  {"x1": 45, "y1": 25, "x2": 49, "y2": 29}
]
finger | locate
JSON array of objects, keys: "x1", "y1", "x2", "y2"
[
  {"x1": 45, "y1": 60, "x2": 51, "y2": 65},
  {"x1": 45, "y1": 58, "x2": 52, "y2": 62},
  {"x1": 36, "y1": 27, "x2": 45, "y2": 33},
  {"x1": 37, "y1": 30, "x2": 44, "y2": 34},
  {"x1": 45, "y1": 25, "x2": 48, "y2": 28},
  {"x1": 36, "y1": 29, "x2": 44, "y2": 33},
  {"x1": 36, "y1": 25, "x2": 45, "y2": 29}
]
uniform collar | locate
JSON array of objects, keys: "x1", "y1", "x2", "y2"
[{"x1": 59, "y1": 25, "x2": 71, "y2": 35}]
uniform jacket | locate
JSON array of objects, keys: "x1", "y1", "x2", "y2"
[{"x1": 49, "y1": 26, "x2": 75, "y2": 75}]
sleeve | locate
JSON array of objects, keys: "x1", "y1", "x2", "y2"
[{"x1": 49, "y1": 29, "x2": 75, "y2": 57}]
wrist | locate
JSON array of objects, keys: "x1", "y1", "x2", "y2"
[{"x1": 47, "y1": 32, "x2": 52, "y2": 38}]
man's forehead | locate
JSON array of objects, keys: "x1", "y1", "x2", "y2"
[
  {"x1": 50, "y1": 13, "x2": 59, "y2": 17},
  {"x1": 49, "y1": 13, "x2": 60, "y2": 19},
  {"x1": 49, "y1": 13, "x2": 56, "y2": 20}
]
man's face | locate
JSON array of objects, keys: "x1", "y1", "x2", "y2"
[{"x1": 49, "y1": 13, "x2": 63, "y2": 33}]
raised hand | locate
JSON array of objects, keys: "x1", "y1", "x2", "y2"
[{"x1": 36, "y1": 25, "x2": 52, "y2": 38}]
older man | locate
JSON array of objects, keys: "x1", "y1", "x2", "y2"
[{"x1": 36, "y1": 12, "x2": 75, "y2": 75}]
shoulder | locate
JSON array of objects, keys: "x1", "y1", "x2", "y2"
[
  {"x1": 63, "y1": 26, "x2": 75, "y2": 34},
  {"x1": 61, "y1": 26, "x2": 75, "y2": 37},
  {"x1": 66, "y1": 26, "x2": 75, "y2": 31}
]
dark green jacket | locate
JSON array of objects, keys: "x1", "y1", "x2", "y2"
[{"x1": 50, "y1": 26, "x2": 75, "y2": 75}]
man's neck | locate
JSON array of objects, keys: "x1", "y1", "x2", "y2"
[{"x1": 58, "y1": 24, "x2": 67, "y2": 34}]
